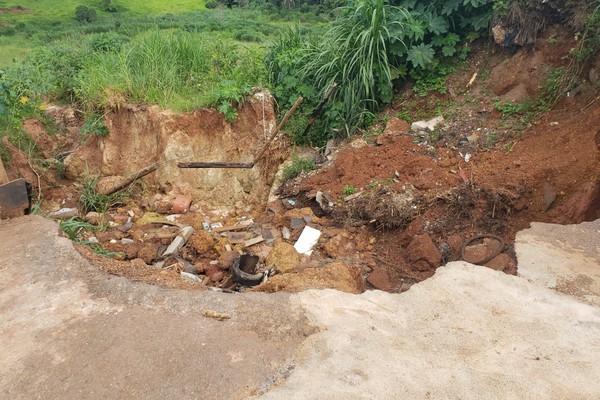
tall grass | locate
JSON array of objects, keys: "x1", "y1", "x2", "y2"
[
  {"x1": 76, "y1": 31, "x2": 266, "y2": 111},
  {"x1": 300, "y1": 0, "x2": 411, "y2": 116}
]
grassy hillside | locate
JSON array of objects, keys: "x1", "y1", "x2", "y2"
[{"x1": 0, "y1": 0, "x2": 206, "y2": 22}]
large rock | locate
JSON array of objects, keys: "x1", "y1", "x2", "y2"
[{"x1": 266, "y1": 240, "x2": 300, "y2": 273}]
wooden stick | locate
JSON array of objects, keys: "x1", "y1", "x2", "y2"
[
  {"x1": 99, "y1": 162, "x2": 159, "y2": 195},
  {"x1": 178, "y1": 162, "x2": 254, "y2": 169}
]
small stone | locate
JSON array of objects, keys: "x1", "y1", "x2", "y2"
[
  {"x1": 138, "y1": 244, "x2": 158, "y2": 264},
  {"x1": 162, "y1": 236, "x2": 185, "y2": 257},
  {"x1": 49, "y1": 208, "x2": 79, "y2": 219},
  {"x1": 282, "y1": 227, "x2": 291, "y2": 240},
  {"x1": 84, "y1": 211, "x2": 102, "y2": 225},
  {"x1": 171, "y1": 194, "x2": 192, "y2": 214},
  {"x1": 111, "y1": 214, "x2": 129, "y2": 225},
  {"x1": 121, "y1": 238, "x2": 135, "y2": 245},
  {"x1": 130, "y1": 258, "x2": 148, "y2": 269},
  {"x1": 110, "y1": 239, "x2": 117, "y2": 244},
  {"x1": 181, "y1": 271, "x2": 203, "y2": 283},
  {"x1": 290, "y1": 217, "x2": 306, "y2": 230},
  {"x1": 88, "y1": 236, "x2": 99, "y2": 244}
]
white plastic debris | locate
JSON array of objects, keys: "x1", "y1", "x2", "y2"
[{"x1": 294, "y1": 226, "x2": 321, "y2": 256}]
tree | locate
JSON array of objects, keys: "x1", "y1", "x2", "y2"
[{"x1": 75, "y1": 5, "x2": 97, "y2": 23}]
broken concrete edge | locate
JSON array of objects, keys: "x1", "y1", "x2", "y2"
[{"x1": 161, "y1": 225, "x2": 195, "y2": 258}]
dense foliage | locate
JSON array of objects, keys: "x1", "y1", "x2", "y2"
[{"x1": 267, "y1": 0, "x2": 496, "y2": 144}]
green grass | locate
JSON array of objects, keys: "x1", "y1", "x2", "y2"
[
  {"x1": 0, "y1": 36, "x2": 31, "y2": 67},
  {"x1": 0, "y1": 0, "x2": 205, "y2": 22}
]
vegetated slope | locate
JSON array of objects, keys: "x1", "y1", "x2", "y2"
[
  {"x1": 284, "y1": 25, "x2": 600, "y2": 287},
  {"x1": 0, "y1": 0, "x2": 205, "y2": 22}
]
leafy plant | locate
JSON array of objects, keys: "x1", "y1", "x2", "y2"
[
  {"x1": 81, "y1": 113, "x2": 109, "y2": 137},
  {"x1": 342, "y1": 184, "x2": 357, "y2": 197},
  {"x1": 59, "y1": 217, "x2": 120, "y2": 258},
  {"x1": 283, "y1": 156, "x2": 316, "y2": 180}
]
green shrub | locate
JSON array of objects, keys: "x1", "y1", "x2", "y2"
[
  {"x1": 283, "y1": 157, "x2": 316, "y2": 180},
  {"x1": 205, "y1": 0, "x2": 219, "y2": 8},
  {"x1": 89, "y1": 32, "x2": 130, "y2": 52},
  {"x1": 81, "y1": 113, "x2": 109, "y2": 137},
  {"x1": 75, "y1": 5, "x2": 98, "y2": 23}
]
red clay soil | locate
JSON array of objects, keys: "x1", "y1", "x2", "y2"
[{"x1": 289, "y1": 26, "x2": 600, "y2": 289}]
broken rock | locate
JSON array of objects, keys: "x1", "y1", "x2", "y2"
[
  {"x1": 266, "y1": 240, "x2": 300, "y2": 273},
  {"x1": 407, "y1": 234, "x2": 442, "y2": 268},
  {"x1": 188, "y1": 231, "x2": 215, "y2": 254}
]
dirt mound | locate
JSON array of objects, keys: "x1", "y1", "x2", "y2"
[{"x1": 64, "y1": 91, "x2": 286, "y2": 215}]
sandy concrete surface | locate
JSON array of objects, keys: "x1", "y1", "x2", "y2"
[
  {"x1": 516, "y1": 219, "x2": 600, "y2": 306},
  {"x1": 2, "y1": 216, "x2": 600, "y2": 399},
  {"x1": 0, "y1": 216, "x2": 312, "y2": 400}
]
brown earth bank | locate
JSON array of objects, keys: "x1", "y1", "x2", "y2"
[{"x1": 1, "y1": 25, "x2": 599, "y2": 294}]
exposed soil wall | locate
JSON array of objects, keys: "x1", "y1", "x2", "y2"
[{"x1": 64, "y1": 91, "x2": 286, "y2": 215}]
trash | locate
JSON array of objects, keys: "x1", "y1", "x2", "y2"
[
  {"x1": 543, "y1": 183, "x2": 556, "y2": 212},
  {"x1": 165, "y1": 214, "x2": 180, "y2": 222},
  {"x1": 294, "y1": 226, "x2": 321, "y2": 256},
  {"x1": 202, "y1": 221, "x2": 211, "y2": 231},
  {"x1": 181, "y1": 271, "x2": 203, "y2": 283},
  {"x1": 466, "y1": 71, "x2": 478, "y2": 89},
  {"x1": 458, "y1": 168, "x2": 469, "y2": 184},
  {"x1": 550, "y1": 121, "x2": 559, "y2": 127},
  {"x1": 110, "y1": 239, "x2": 117, "y2": 244},
  {"x1": 411, "y1": 116, "x2": 444, "y2": 132},
  {"x1": 118, "y1": 217, "x2": 133, "y2": 233},
  {"x1": 225, "y1": 231, "x2": 252, "y2": 244},
  {"x1": 244, "y1": 235, "x2": 264, "y2": 248},
  {"x1": 213, "y1": 219, "x2": 253, "y2": 233},
  {"x1": 162, "y1": 226, "x2": 195, "y2": 257},
  {"x1": 202, "y1": 310, "x2": 231, "y2": 321},
  {"x1": 88, "y1": 236, "x2": 99, "y2": 243},
  {"x1": 464, "y1": 153, "x2": 472, "y2": 163},
  {"x1": 231, "y1": 254, "x2": 264, "y2": 286},
  {"x1": 344, "y1": 191, "x2": 363, "y2": 202}
]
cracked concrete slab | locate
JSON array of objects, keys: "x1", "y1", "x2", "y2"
[{"x1": 2, "y1": 216, "x2": 600, "y2": 399}]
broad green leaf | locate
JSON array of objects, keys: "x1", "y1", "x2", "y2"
[
  {"x1": 407, "y1": 44, "x2": 435, "y2": 69},
  {"x1": 442, "y1": 0, "x2": 462, "y2": 16},
  {"x1": 425, "y1": 13, "x2": 449, "y2": 35}
]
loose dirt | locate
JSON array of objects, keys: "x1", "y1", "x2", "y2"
[{"x1": 3, "y1": 25, "x2": 599, "y2": 294}]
